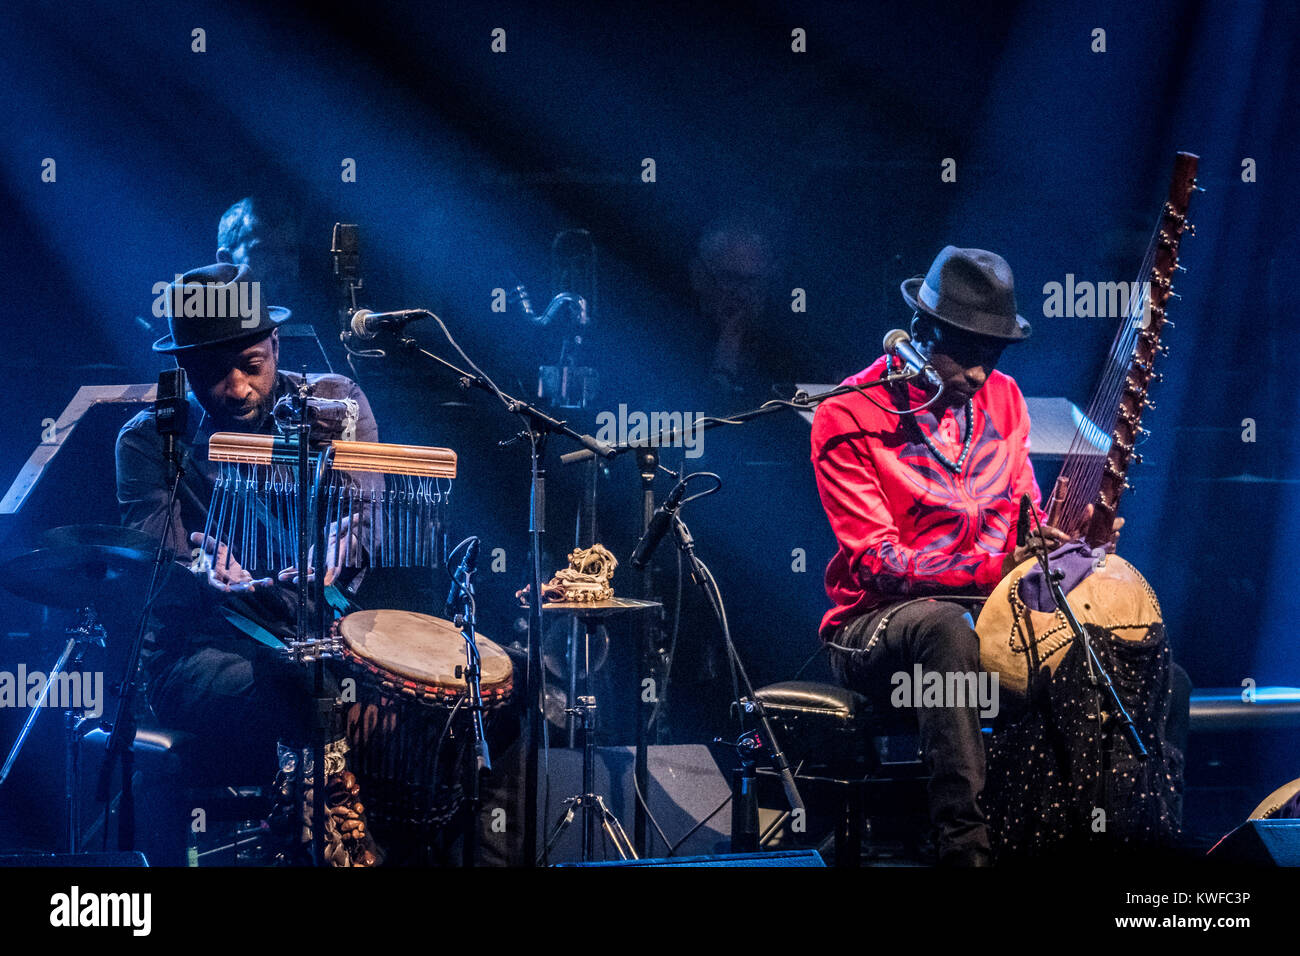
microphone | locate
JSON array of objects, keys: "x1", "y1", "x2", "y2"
[
  {"x1": 446, "y1": 537, "x2": 480, "y2": 610},
  {"x1": 349, "y1": 308, "x2": 429, "y2": 340},
  {"x1": 331, "y1": 223, "x2": 361, "y2": 283},
  {"x1": 154, "y1": 368, "x2": 189, "y2": 475},
  {"x1": 630, "y1": 477, "x2": 690, "y2": 570},
  {"x1": 883, "y1": 329, "x2": 944, "y2": 391},
  {"x1": 507, "y1": 277, "x2": 536, "y2": 319},
  {"x1": 537, "y1": 292, "x2": 588, "y2": 328},
  {"x1": 507, "y1": 276, "x2": 587, "y2": 328},
  {"x1": 1017, "y1": 493, "x2": 1032, "y2": 549}
]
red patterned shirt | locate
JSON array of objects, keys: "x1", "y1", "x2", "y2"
[{"x1": 811, "y1": 355, "x2": 1046, "y2": 637}]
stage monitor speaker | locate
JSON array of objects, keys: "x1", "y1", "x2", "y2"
[
  {"x1": 0, "y1": 851, "x2": 148, "y2": 866},
  {"x1": 557, "y1": 849, "x2": 825, "y2": 867},
  {"x1": 1208, "y1": 820, "x2": 1300, "y2": 866},
  {"x1": 538, "y1": 744, "x2": 735, "y2": 863}
]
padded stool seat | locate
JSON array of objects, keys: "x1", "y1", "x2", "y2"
[
  {"x1": 746, "y1": 680, "x2": 928, "y2": 866},
  {"x1": 748, "y1": 680, "x2": 920, "y2": 774}
]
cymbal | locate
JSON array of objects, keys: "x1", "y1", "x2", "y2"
[
  {"x1": 37, "y1": 524, "x2": 164, "y2": 555},
  {"x1": 537, "y1": 597, "x2": 663, "y2": 618},
  {"x1": 0, "y1": 525, "x2": 173, "y2": 609}
]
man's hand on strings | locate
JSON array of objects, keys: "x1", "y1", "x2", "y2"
[
  {"x1": 189, "y1": 532, "x2": 273, "y2": 593},
  {"x1": 1078, "y1": 503, "x2": 1124, "y2": 553},
  {"x1": 278, "y1": 515, "x2": 360, "y2": 587},
  {"x1": 1000, "y1": 523, "x2": 1071, "y2": 580},
  {"x1": 1049, "y1": 476, "x2": 1124, "y2": 551}
]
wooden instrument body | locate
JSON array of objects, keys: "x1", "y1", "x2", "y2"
[
  {"x1": 977, "y1": 152, "x2": 1197, "y2": 698},
  {"x1": 976, "y1": 554, "x2": 1162, "y2": 698}
]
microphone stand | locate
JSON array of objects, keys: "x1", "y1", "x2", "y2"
[
  {"x1": 387, "y1": 329, "x2": 614, "y2": 867},
  {"x1": 669, "y1": 514, "x2": 806, "y2": 833},
  {"x1": 95, "y1": 425, "x2": 186, "y2": 854},
  {"x1": 447, "y1": 540, "x2": 490, "y2": 867},
  {"x1": 1024, "y1": 515, "x2": 1148, "y2": 840},
  {"x1": 278, "y1": 375, "x2": 334, "y2": 867}
]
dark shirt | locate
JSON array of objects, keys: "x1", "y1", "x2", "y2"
[{"x1": 115, "y1": 370, "x2": 379, "y2": 655}]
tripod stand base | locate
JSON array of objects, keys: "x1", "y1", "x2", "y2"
[{"x1": 541, "y1": 793, "x2": 638, "y2": 864}]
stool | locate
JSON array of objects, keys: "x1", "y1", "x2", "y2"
[
  {"x1": 744, "y1": 680, "x2": 930, "y2": 866},
  {"x1": 78, "y1": 722, "x2": 268, "y2": 865}
]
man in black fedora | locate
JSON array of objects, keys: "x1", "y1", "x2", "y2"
[
  {"x1": 116, "y1": 262, "x2": 381, "y2": 861},
  {"x1": 809, "y1": 246, "x2": 1121, "y2": 866}
]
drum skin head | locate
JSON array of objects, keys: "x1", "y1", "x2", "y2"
[{"x1": 340, "y1": 609, "x2": 512, "y2": 692}]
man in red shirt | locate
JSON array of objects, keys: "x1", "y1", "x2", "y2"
[{"x1": 810, "y1": 246, "x2": 1118, "y2": 866}]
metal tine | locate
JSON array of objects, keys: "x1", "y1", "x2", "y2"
[
  {"x1": 281, "y1": 465, "x2": 293, "y2": 571},
  {"x1": 336, "y1": 475, "x2": 347, "y2": 570},
  {"x1": 201, "y1": 465, "x2": 221, "y2": 571},
  {"x1": 324, "y1": 473, "x2": 336, "y2": 575},
  {"x1": 396, "y1": 479, "x2": 404, "y2": 568},
  {"x1": 401, "y1": 476, "x2": 410, "y2": 567},
  {"x1": 271, "y1": 466, "x2": 283, "y2": 571},
  {"x1": 407, "y1": 476, "x2": 416, "y2": 567},
  {"x1": 242, "y1": 464, "x2": 253, "y2": 572},
  {"x1": 415, "y1": 477, "x2": 424, "y2": 566},
  {"x1": 345, "y1": 481, "x2": 356, "y2": 568},
  {"x1": 279, "y1": 465, "x2": 290, "y2": 572},
  {"x1": 379, "y1": 486, "x2": 387, "y2": 567},
  {"x1": 405, "y1": 477, "x2": 415, "y2": 567},
  {"x1": 284, "y1": 468, "x2": 295, "y2": 567},
  {"x1": 213, "y1": 464, "x2": 232, "y2": 574},
  {"x1": 416, "y1": 477, "x2": 427, "y2": 566},
  {"x1": 368, "y1": 484, "x2": 376, "y2": 569},
  {"x1": 415, "y1": 478, "x2": 422, "y2": 566},
  {"x1": 422, "y1": 477, "x2": 432, "y2": 567},
  {"x1": 385, "y1": 486, "x2": 393, "y2": 569},
  {"x1": 248, "y1": 464, "x2": 258, "y2": 573},
  {"x1": 244, "y1": 464, "x2": 255, "y2": 569},
  {"x1": 339, "y1": 475, "x2": 348, "y2": 556},
  {"x1": 228, "y1": 465, "x2": 244, "y2": 573},
  {"x1": 263, "y1": 465, "x2": 274, "y2": 572},
  {"x1": 377, "y1": 486, "x2": 386, "y2": 569},
  {"x1": 434, "y1": 480, "x2": 443, "y2": 562},
  {"x1": 231, "y1": 464, "x2": 242, "y2": 571}
]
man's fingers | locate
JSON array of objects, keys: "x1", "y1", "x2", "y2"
[
  {"x1": 277, "y1": 567, "x2": 339, "y2": 585},
  {"x1": 190, "y1": 532, "x2": 222, "y2": 554}
]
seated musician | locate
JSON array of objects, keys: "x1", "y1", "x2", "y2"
[
  {"x1": 809, "y1": 246, "x2": 1121, "y2": 866},
  {"x1": 115, "y1": 263, "x2": 377, "y2": 812}
]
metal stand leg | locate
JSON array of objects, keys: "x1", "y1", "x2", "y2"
[{"x1": 539, "y1": 621, "x2": 638, "y2": 864}]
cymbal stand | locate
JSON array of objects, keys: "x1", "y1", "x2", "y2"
[
  {"x1": 541, "y1": 614, "x2": 636, "y2": 863},
  {"x1": 0, "y1": 606, "x2": 105, "y2": 853}
]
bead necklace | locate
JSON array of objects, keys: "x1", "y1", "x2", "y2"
[
  {"x1": 886, "y1": 353, "x2": 974, "y2": 475},
  {"x1": 919, "y1": 400, "x2": 974, "y2": 475}
]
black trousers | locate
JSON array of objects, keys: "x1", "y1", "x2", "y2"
[
  {"x1": 149, "y1": 637, "x2": 341, "y2": 784},
  {"x1": 825, "y1": 598, "x2": 990, "y2": 862}
]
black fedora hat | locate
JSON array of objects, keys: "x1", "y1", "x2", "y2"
[
  {"x1": 900, "y1": 246, "x2": 1031, "y2": 342},
  {"x1": 152, "y1": 262, "x2": 291, "y2": 354}
]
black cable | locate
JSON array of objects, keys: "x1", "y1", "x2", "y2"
[
  {"x1": 791, "y1": 642, "x2": 828, "y2": 680},
  {"x1": 429, "y1": 695, "x2": 467, "y2": 805},
  {"x1": 629, "y1": 766, "x2": 672, "y2": 854},
  {"x1": 698, "y1": 562, "x2": 743, "y2": 733},
  {"x1": 645, "y1": 546, "x2": 681, "y2": 737},
  {"x1": 668, "y1": 790, "x2": 732, "y2": 857}
]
